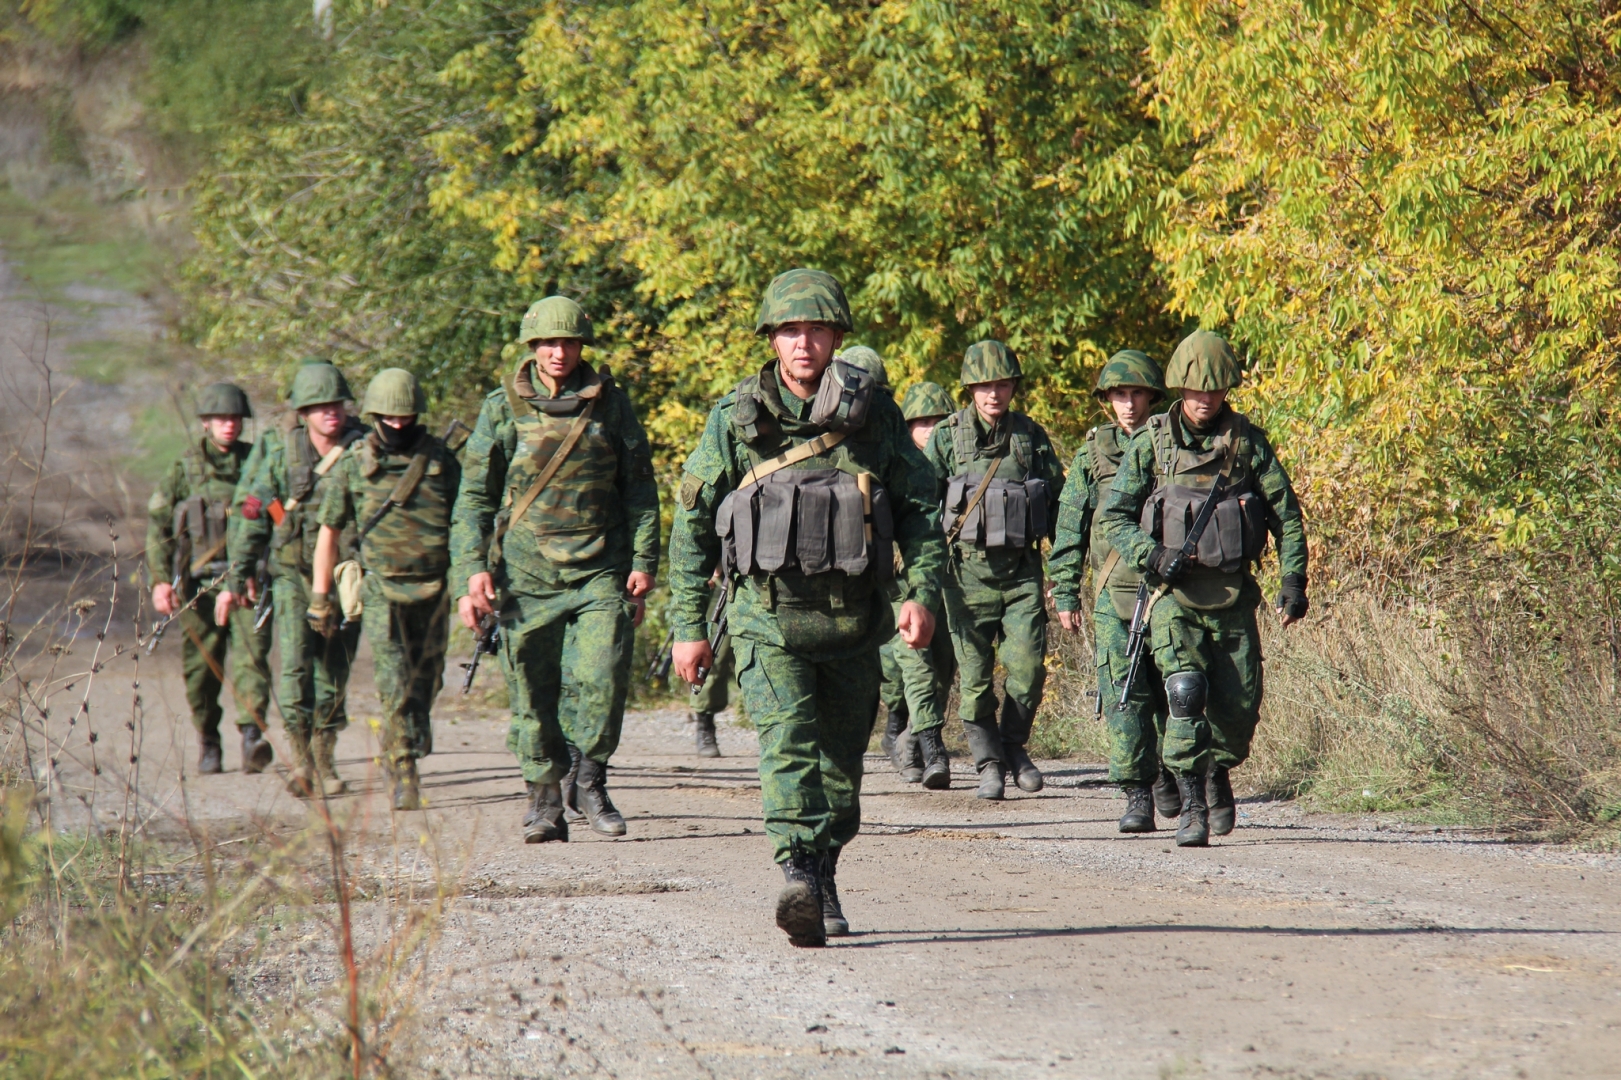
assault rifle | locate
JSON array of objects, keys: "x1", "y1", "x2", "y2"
[
  {"x1": 460, "y1": 613, "x2": 501, "y2": 694},
  {"x1": 691, "y1": 585, "x2": 730, "y2": 689},
  {"x1": 647, "y1": 628, "x2": 675, "y2": 685},
  {"x1": 1117, "y1": 474, "x2": 1230, "y2": 709},
  {"x1": 146, "y1": 570, "x2": 229, "y2": 655},
  {"x1": 251, "y1": 562, "x2": 273, "y2": 631}
]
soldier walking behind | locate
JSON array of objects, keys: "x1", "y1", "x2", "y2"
[
  {"x1": 924, "y1": 343, "x2": 1065, "y2": 800},
  {"x1": 1097, "y1": 330, "x2": 1308, "y2": 846},
  {"x1": 668, "y1": 269, "x2": 945, "y2": 947},
  {"x1": 684, "y1": 575, "x2": 737, "y2": 758},
  {"x1": 881, "y1": 380, "x2": 958, "y2": 786},
  {"x1": 147, "y1": 382, "x2": 273, "y2": 775},
  {"x1": 219, "y1": 361, "x2": 367, "y2": 797},
  {"x1": 450, "y1": 297, "x2": 660, "y2": 842},
  {"x1": 310, "y1": 369, "x2": 461, "y2": 809},
  {"x1": 1050, "y1": 350, "x2": 1176, "y2": 832}
]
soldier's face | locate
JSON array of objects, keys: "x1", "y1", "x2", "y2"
[
  {"x1": 969, "y1": 379, "x2": 1016, "y2": 422},
  {"x1": 771, "y1": 322, "x2": 844, "y2": 395},
  {"x1": 201, "y1": 415, "x2": 242, "y2": 448},
  {"x1": 1106, "y1": 387, "x2": 1157, "y2": 432},
  {"x1": 532, "y1": 338, "x2": 583, "y2": 382},
  {"x1": 299, "y1": 401, "x2": 347, "y2": 438},
  {"x1": 908, "y1": 418, "x2": 938, "y2": 451},
  {"x1": 1180, "y1": 388, "x2": 1228, "y2": 426},
  {"x1": 377, "y1": 414, "x2": 416, "y2": 430}
]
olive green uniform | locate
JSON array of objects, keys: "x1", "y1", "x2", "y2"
[
  {"x1": 229, "y1": 416, "x2": 367, "y2": 738},
  {"x1": 318, "y1": 426, "x2": 461, "y2": 766},
  {"x1": 448, "y1": 361, "x2": 660, "y2": 783},
  {"x1": 147, "y1": 438, "x2": 273, "y2": 738}
]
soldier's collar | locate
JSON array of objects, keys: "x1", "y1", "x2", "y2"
[
  {"x1": 1169, "y1": 400, "x2": 1231, "y2": 444},
  {"x1": 510, "y1": 357, "x2": 608, "y2": 416}
]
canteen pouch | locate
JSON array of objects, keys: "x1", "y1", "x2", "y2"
[
  {"x1": 808, "y1": 360, "x2": 874, "y2": 435},
  {"x1": 334, "y1": 560, "x2": 365, "y2": 621}
]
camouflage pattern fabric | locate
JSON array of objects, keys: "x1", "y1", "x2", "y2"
[
  {"x1": 1150, "y1": 587, "x2": 1264, "y2": 774},
  {"x1": 503, "y1": 571, "x2": 635, "y2": 780},
  {"x1": 1093, "y1": 349, "x2": 1166, "y2": 399},
  {"x1": 735, "y1": 636, "x2": 881, "y2": 861},
  {"x1": 878, "y1": 595, "x2": 953, "y2": 734},
  {"x1": 519, "y1": 295, "x2": 594, "y2": 344},
  {"x1": 319, "y1": 427, "x2": 461, "y2": 587},
  {"x1": 177, "y1": 595, "x2": 272, "y2": 735},
  {"x1": 1165, "y1": 329, "x2": 1243, "y2": 391},
  {"x1": 228, "y1": 418, "x2": 365, "y2": 591},
  {"x1": 272, "y1": 573, "x2": 359, "y2": 737},
  {"x1": 360, "y1": 575, "x2": 449, "y2": 766},
  {"x1": 753, "y1": 268, "x2": 852, "y2": 334},
  {"x1": 1094, "y1": 589, "x2": 1168, "y2": 784},
  {"x1": 147, "y1": 437, "x2": 252, "y2": 593},
  {"x1": 959, "y1": 339, "x2": 1022, "y2": 385}
]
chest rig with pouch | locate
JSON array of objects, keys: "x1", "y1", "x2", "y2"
[
  {"x1": 1139, "y1": 406, "x2": 1271, "y2": 610},
  {"x1": 940, "y1": 409, "x2": 1050, "y2": 551},
  {"x1": 494, "y1": 358, "x2": 621, "y2": 567},
  {"x1": 715, "y1": 360, "x2": 894, "y2": 654},
  {"x1": 273, "y1": 414, "x2": 364, "y2": 575},
  {"x1": 354, "y1": 427, "x2": 454, "y2": 602},
  {"x1": 1086, "y1": 423, "x2": 1148, "y2": 619},
  {"x1": 171, "y1": 442, "x2": 241, "y2": 585}
]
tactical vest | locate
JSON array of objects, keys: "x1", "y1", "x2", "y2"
[
  {"x1": 353, "y1": 428, "x2": 455, "y2": 600},
  {"x1": 501, "y1": 360, "x2": 622, "y2": 565},
  {"x1": 1085, "y1": 423, "x2": 1144, "y2": 617},
  {"x1": 171, "y1": 441, "x2": 243, "y2": 584},
  {"x1": 939, "y1": 408, "x2": 1049, "y2": 549},
  {"x1": 714, "y1": 363, "x2": 894, "y2": 652},
  {"x1": 1139, "y1": 406, "x2": 1269, "y2": 610},
  {"x1": 272, "y1": 416, "x2": 364, "y2": 576}
]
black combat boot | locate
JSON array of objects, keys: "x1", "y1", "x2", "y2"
[
  {"x1": 575, "y1": 756, "x2": 627, "y2": 837},
  {"x1": 522, "y1": 781, "x2": 568, "y2": 843},
  {"x1": 916, "y1": 727, "x2": 951, "y2": 790},
  {"x1": 999, "y1": 697, "x2": 1043, "y2": 792},
  {"x1": 1206, "y1": 765, "x2": 1236, "y2": 836},
  {"x1": 198, "y1": 728, "x2": 223, "y2": 775},
  {"x1": 775, "y1": 850, "x2": 826, "y2": 948},
  {"x1": 392, "y1": 759, "x2": 422, "y2": 811},
  {"x1": 1152, "y1": 764, "x2": 1182, "y2": 818},
  {"x1": 560, "y1": 744, "x2": 585, "y2": 824},
  {"x1": 881, "y1": 709, "x2": 907, "y2": 758},
  {"x1": 897, "y1": 729, "x2": 923, "y2": 783},
  {"x1": 1174, "y1": 773, "x2": 1209, "y2": 847},
  {"x1": 240, "y1": 724, "x2": 273, "y2": 774},
  {"x1": 1004, "y1": 743, "x2": 1044, "y2": 793},
  {"x1": 1118, "y1": 787, "x2": 1156, "y2": 832},
  {"x1": 819, "y1": 847, "x2": 849, "y2": 937},
  {"x1": 694, "y1": 712, "x2": 721, "y2": 758},
  {"x1": 963, "y1": 720, "x2": 1004, "y2": 800}
]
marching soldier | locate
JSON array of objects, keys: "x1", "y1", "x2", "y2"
[
  {"x1": 1097, "y1": 330, "x2": 1308, "y2": 846},
  {"x1": 1050, "y1": 351, "x2": 1176, "y2": 831},
  {"x1": 667, "y1": 269, "x2": 945, "y2": 947},
  {"x1": 881, "y1": 380, "x2": 958, "y2": 786},
  {"x1": 310, "y1": 369, "x2": 461, "y2": 809},
  {"x1": 219, "y1": 361, "x2": 367, "y2": 797},
  {"x1": 450, "y1": 296, "x2": 660, "y2": 842},
  {"x1": 924, "y1": 343, "x2": 1065, "y2": 800},
  {"x1": 146, "y1": 381, "x2": 273, "y2": 775}
]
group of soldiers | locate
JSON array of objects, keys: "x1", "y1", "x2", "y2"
[{"x1": 146, "y1": 268, "x2": 1308, "y2": 950}]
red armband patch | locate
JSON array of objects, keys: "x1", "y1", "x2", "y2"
[{"x1": 240, "y1": 495, "x2": 262, "y2": 520}]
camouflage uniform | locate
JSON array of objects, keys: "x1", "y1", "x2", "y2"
[
  {"x1": 228, "y1": 364, "x2": 367, "y2": 745},
  {"x1": 448, "y1": 299, "x2": 660, "y2": 822},
  {"x1": 1098, "y1": 331, "x2": 1309, "y2": 845},
  {"x1": 318, "y1": 378, "x2": 461, "y2": 771},
  {"x1": 146, "y1": 386, "x2": 272, "y2": 763},
  {"x1": 923, "y1": 342, "x2": 1065, "y2": 798}
]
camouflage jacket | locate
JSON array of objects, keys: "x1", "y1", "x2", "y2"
[
  {"x1": 1049, "y1": 422, "x2": 1147, "y2": 614},
  {"x1": 227, "y1": 415, "x2": 367, "y2": 591},
  {"x1": 448, "y1": 361, "x2": 659, "y2": 597},
  {"x1": 146, "y1": 436, "x2": 253, "y2": 593},
  {"x1": 1098, "y1": 403, "x2": 1307, "y2": 599},
  {"x1": 667, "y1": 362, "x2": 945, "y2": 646},
  {"x1": 318, "y1": 425, "x2": 461, "y2": 587}
]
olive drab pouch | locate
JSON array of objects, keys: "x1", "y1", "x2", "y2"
[
  {"x1": 941, "y1": 478, "x2": 1049, "y2": 550},
  {"x1": 173, "y1": 494, "x2": 231, "y2": 580},
  {"x1": 334, "y1": 559, "x2": 364, "y2": 620},
  {"x1": 807, "y1": 359, "x2": 875, "y2": 435}
]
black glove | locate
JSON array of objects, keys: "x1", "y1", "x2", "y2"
[
  {"x1": 1147, "y1": 544, "x2": 1187, "y2": 585},
  {"x1": 1276, "y1": 573, "x2": 1309, "y2": 620}
]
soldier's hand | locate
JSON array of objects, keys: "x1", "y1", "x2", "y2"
[
  {"x1": 672, "y1": 640, "x2": 712, "y2": 686},
  {"x1": 214, "y1": 591, "x2": 238, "y2": 626},
  {"x1": 464, "y1": 572, "x2": 497, "y2": 626},
  {"x1": 457, "y1": 595, "x2": 482, "y2": 631},
  {"x1": 244, "y1": 577, "x2": 259, "y2": 604},
  {"x1": 1057, "y1": 609, "x2": 1084, "y2": 633},
  {"x1": 625, "y1": 571, "x2": 653, "y2": 598},
  {"x1": 1276, "y1": 572, "x2": 1308, "y2": 628},
  {"x1": 306, "y1": 592, "x2": 338, "y2": 637},
  {"x1": 152, "y1": 583, "x2": 179, "y2": 617},
  {"x1": 896, "y1": 601, "x2": 935, "y2": 649}
]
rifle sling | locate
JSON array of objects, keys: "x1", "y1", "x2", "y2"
[
  {"x1": 1092, "y1": 548, "x2": 1122, "y2": 603},
  {"x1": 943, "y1": 454, "x2": 1005, "y2": 547}
]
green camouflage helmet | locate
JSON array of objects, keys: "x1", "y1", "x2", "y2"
[
  {"x1": 838, "y1": 345, "x2": 887, "y2": 389},
  {"x1": 196, "y1": 381, "x2": 253, "y2": 418},
  {"x1": 289, "y1": 360, "x2": 353, "y2": 410},
  {"x1": 1166, "y1": 329, "x2": 1243, "y2": 391},
  {"x1": 754, "y1": 268, "x2": 852, "y2": 334},
  {"x1": 1093, "y1": 349, "x2": 1166, "y2": 402},
  {"x1": 362, "y1": 368, "x2": 426, "y2": 419},
  {"x1": 960, "y1": 340, "x2": 1021, "y2": 386},
  {"x1": 519, "y1": 295, "x2": 595, "y2": 346},
  {"x1": 900, "y1": 381, "x2": 955, "y2": 422}
]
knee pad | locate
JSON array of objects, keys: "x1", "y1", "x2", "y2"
[{"x1": 1164, "y1": 672, "x2": 1208, "y2": 719}]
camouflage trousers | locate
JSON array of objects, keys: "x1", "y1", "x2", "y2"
[
  {"x1": 1150, "y1": 593, "x2": 1263, "y2": 775},
  {"x1": 503, "y1": 570, "x2": 634, "y2": 783},
  {"x1": 177, "y1": 590, "x2": 272, "y2": 735},
  {"x1": 878, "y1": 597, "x2": 954, "y2": 734},
  {"x1": 686, "y1": 631, "x2": 737, "y2": 715},
  {"x1": 273, "y1": 575, "x2": 359, "y2": 737},
  {"x1": 735, "y1": 634, "x2": 881, "y2": 862},
  {"x1": 944, "y1": 559, "x2": 1047, "y2": 745},
  {"x1": 361, "y1": 575, "x2": 449, "y2": 766},
  {"x1": 1093, "y1": 591, "x2": 1168, "y2": 786}
]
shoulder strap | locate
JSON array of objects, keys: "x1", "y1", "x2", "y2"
[
  {"x1": 284, "y1": 439, "x2": 350, "y2": 513},
  {"x1": 506, "y1": 399, "x2": 598, "y2": 528},
  {"x1": 737, "y1": 430, "x2": 847, "y2": 489},
  {"x1": 1093, "y1": 549, "x2": 1122, "y2": 603},
  {"x1": 943, "y1": 451, "x2": 1005, "y2": 546}
]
